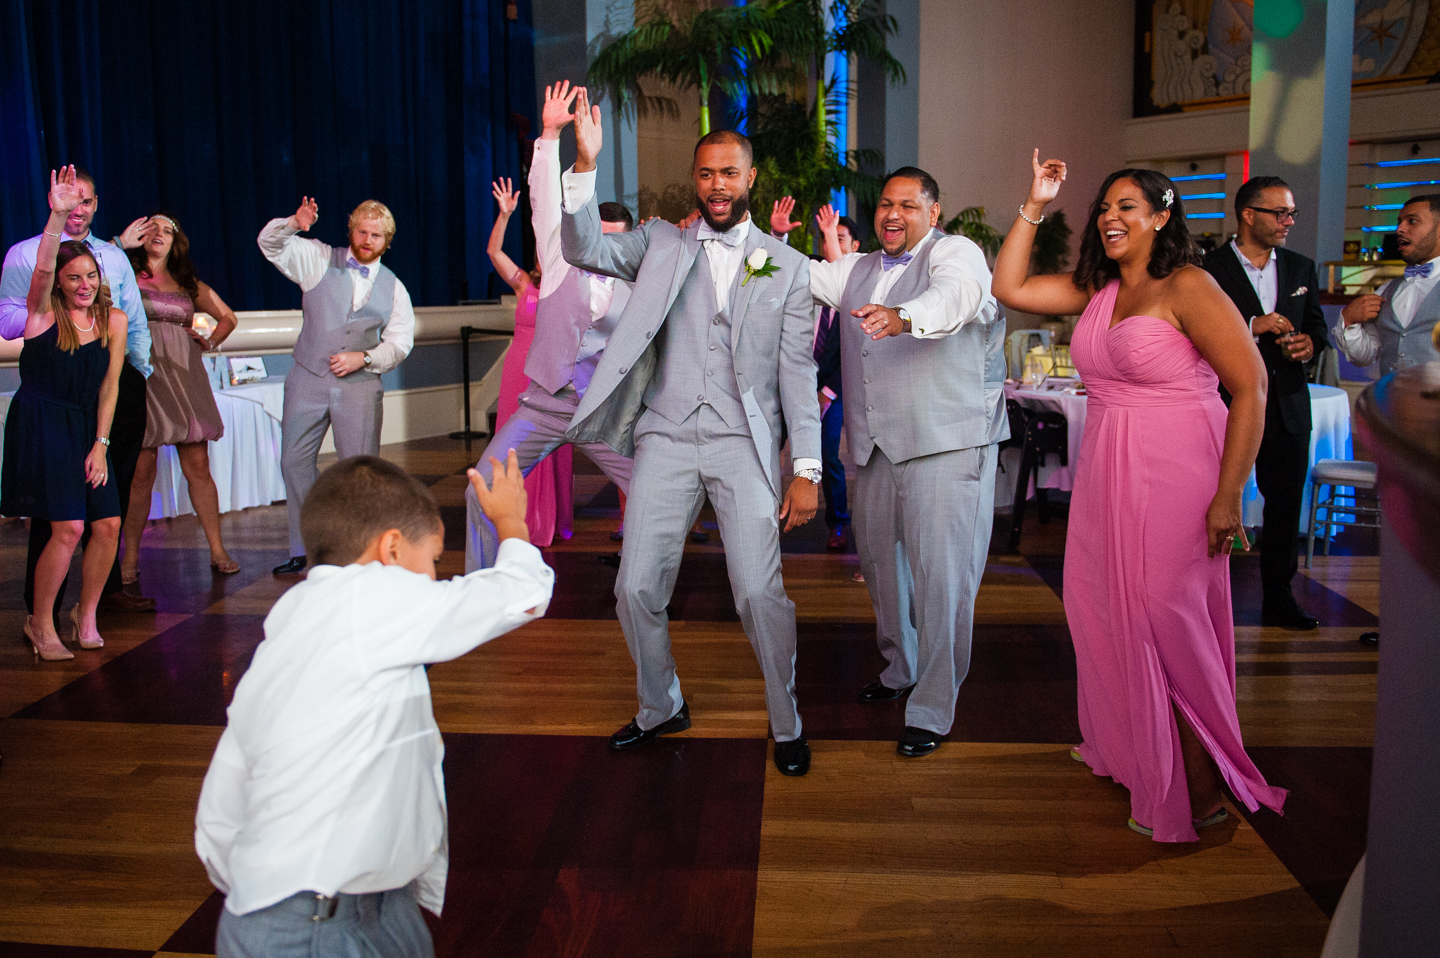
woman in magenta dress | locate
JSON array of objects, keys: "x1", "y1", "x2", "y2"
[
  {"x1": 993, "y1": 152, "x2": 1286, "y2": 842},
  {"x1": 486, "y1": 178, "x2": 573, "y2": 546}
]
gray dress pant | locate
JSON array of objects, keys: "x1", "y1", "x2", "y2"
[
  {"x1": 464, "y1": 383, "x2": 634, "y2": 572},
  {"x1": 216, "y1": 887, "x2": 433, "y2": 958},
  {"x1": 281, "y1": 364, "x2": 383, "y2": 557},
  {"x1": 854, "y1": 443, "x2": 997, "y2": 735},
  {"x1": 615, "y1": 405, "x2": 802, "y2": 741}
]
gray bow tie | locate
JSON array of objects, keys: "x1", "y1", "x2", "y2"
[{"x1": 697, "y1": 222, "x2": 745, "y2": 248}]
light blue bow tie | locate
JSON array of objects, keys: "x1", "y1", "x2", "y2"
[
  {"x1": 1404, "y1": 261, "x2": 1434, "y2": 280},
  {"x1": 881, "y1": 250, "x2": 914, "y2": 272},
  {"x1": 697, "y1": 221, "x2": 745, "y2": 248},
  {"x1": 346, "y1": 257, "x2": 371, "y2": 279}
]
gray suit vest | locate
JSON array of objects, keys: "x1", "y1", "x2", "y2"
[
  {"x1": 644, "y1": 249, "x2": 747, "y2": 429},
  {"x1": 294, "y1": 247, "x2": 395, "y2": 382},
  {"x1": 837, "y1": 230, "x2": 1007, "y2": 466},
  {"x1": 525, "y1": 266, "x2": 631, "y2": 397},
  {"x1": 1376, "y1": 276, "x2": 1440, "y2": 372}
]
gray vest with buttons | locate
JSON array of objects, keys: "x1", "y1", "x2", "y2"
[
  {"x1": 294, "y1": 247, "x2": 395, "y2": 382},
  {"x1": 525, "y1": 266, "x2": 631, "y2": 397},
  {"x1": 837, "y1": 230, "x2": 1007, "y2": 466},
  {"x1": 644, "y1": 250, "x2": 748, "y2": 430},
  {"x1": 1375, "y1": 276, "x2": 1440, "y2": 373}
]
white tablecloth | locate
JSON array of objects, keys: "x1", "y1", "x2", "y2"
[
  {"x1": 149, "y1": 381, "x2": 286, "y2": 519},
  {"x1": 996, "y1": 382, "x2": 1352, "y2": 533}
]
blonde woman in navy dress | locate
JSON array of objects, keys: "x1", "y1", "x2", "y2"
[{"x1": 0, "y1": 167, "x2": 128, "y2": 661}]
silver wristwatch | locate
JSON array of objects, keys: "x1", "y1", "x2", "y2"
[{"x1": 795, "y1": 467, "x2": 822, "y2": 485}]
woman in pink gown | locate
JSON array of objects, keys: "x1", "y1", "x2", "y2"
[
  {"x1": 487, "y1": 179, "x2": 573, "y2": 546},
  {"x1": 993, "y1": 153, "x2": 1287, "y2": 841}
]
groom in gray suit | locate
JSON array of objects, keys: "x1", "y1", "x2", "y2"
[{"x1": 559, "y1": 88, "x2": 822, "y2": 776}]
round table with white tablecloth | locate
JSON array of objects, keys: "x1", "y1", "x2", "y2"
[{"x1": 997, "y1": 382, "x2": 1352, "y2": 535}]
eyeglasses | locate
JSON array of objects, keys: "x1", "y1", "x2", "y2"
[{"x1": 1248, "y1": 206, "x2": 1299, "y2": 223}]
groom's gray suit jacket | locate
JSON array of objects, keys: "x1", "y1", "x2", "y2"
[{"x1": 560, "y1": 196, "x2": 821, "y2": 495}]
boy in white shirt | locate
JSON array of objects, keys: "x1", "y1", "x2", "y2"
[{"x1": 195, "y1": 451, "x2": 553, "y2": 958}]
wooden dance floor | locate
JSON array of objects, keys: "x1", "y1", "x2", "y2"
[{"x1": 0, "y1": 438, "x2": 1379, "y2": 956}]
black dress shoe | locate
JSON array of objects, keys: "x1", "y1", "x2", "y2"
[
  {"x1": 857, "y1": 678, "x2": 914, "y2": 703},
  {"x1": 1261, "y1": 602, "x2": 1319, "y2": 631},
  {"x1": 774, "y1": 736, "x2": 810, "y2": 776},
  {"x1": 897, "y1": 726, "x2": 942, "y2": 758},
  {"x1": 272, "y1": 555, "x2": 307, "y2": 576},
  {"x1": 1359, "y1": 631, "x2": 1379, "y2": 647},
  {"x1": 608, "y1": 700, "x2": 690, "y2": 750},
  {"x1": 598, "y1": 552, "x2": 622, "y2": 569}
]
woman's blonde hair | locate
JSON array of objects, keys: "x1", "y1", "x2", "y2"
[
  {"x1": 51, "y1": 240, "x2": 112, "y2": 353},
  {"x1": 348, "y1": 200, "x2": 397, "y2": 252}
]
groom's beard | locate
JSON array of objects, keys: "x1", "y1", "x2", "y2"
[{"x1": 697, "y1": 189, "x2": 751, "y2": 233}]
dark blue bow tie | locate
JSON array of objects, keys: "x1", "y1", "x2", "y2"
[
  {"x1": 881, "y1": 250, "x2": 914, "y2": 272},
  {"x1": 1404, "y1": 261, "x2": 1434, "y2": 280},
  {"x1": 347, "y1": 257, "x2": 371, "y2": 279}
]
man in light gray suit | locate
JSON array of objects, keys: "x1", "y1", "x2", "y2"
[
  {"x1": 810, "y1": 167, "x2": 1008, "y2": 757},
  {"x1": 559, "y1": 88, "x2": 822, "y2": 776}
]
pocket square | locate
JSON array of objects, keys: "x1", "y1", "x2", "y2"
[{"x1": 1291, "y1": 286, "x2": 1307, "y2": 296}]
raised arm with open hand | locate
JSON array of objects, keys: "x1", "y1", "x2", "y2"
[
  {"x1": 541, "y1": 81, "x2": 581, "y2": 139},
  {"x1": 992, "y1": 150, "x2": 1090, "y2": 318},
  {"x1": 488, "y1": 178, "x2": 527, "y2": 294},
  {"x1": 770, "y1": 197, "x2": 802, "y2": 236},
  {"x1": 815, "y1": 204, "x2": 841, "y2": 263},
  {"x1": 573, "y1": 86, "x2": 604, "y2": 174},
  {"x1": 27, "y1": 166, "x2": 82, "y2": 316},
  {"x1": 289, "y1": 196, "x2": 319, "y2": 232},
  {"x1": 117, "y1": 216, "x2": 156, "y2": 250}
]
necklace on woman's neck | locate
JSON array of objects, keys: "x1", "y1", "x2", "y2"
[{"x1": 71, "y1": 310, "x2": 97, "y2": 334}]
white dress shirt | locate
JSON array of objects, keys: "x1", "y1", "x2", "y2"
[
  {"x1": 560, "y1": 166, "x2": 819, "y2": 476},
  {"x1": 1333, "y1": 254, "x2": 1440, "y2": 367},
  {"x1": 532, "y1": 138, "x2": 615, "y2": 320},
  {"x1": 195, "y1": 539, "x2": 554, "y2": 918},
  {"x1": 807, "y1": 231, "x2": 996, "y2": 338},
  {"x1": 1232, "y1": 239, "x2": 1278, "y2": 318},
  {"x1": 256, "y1": 220, "x2": 416, "y2": 373}
]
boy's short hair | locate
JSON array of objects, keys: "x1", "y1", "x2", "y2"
[{"x1": 301, "y1": 456, "x2": 441, "y2": 566}]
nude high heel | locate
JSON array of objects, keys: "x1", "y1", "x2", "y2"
[
  {"x1": 23, "y1": 616, "x2": 75, "y2": 662},
  {"x1": 69, "y1": 607, "x2": 104, "y2": 650}
]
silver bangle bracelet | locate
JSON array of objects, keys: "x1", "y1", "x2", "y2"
[{"x1": 1018, "y1": 206, "x2": 1044, "y2": 226}]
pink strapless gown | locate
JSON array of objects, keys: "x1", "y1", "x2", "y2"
[
  {"x1": 1066, "y1": 280, "x2": 1286, "y2": 842},
  {"x1": 498, "y1": 284, "x2": 573, "y2": 547}
]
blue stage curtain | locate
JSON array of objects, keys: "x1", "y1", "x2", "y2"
[{"x1": 0, "y1": 0, "x2": 535, "y2": 309}]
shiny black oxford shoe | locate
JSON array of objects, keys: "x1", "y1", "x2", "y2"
[
  {"x1": 774, "y1": 736, "x2": 811, "y2": 776},
  {"x1": 857, "y1": 678, "x2": 914, "y2": 703},
  {"x1": 896, "y1": 726, "x2": 942, "y2": 758},
  {"x1": 272, "y1": 555, "x2": 307, "y2": 576},
  {"x1": 608, "y1": 700, "x2": 691, "y2": 750}
]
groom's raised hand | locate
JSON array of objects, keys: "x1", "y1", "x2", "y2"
[
  {"x1": 573, "y1": 87, "x2": 604, "y2": 174},
  {"x1": 541, "y1": 80, "x2": 580, "y2": 140}
]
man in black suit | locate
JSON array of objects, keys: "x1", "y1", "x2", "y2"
[{"x1": 1202, "y1": 176, "x2": 1328, "y2": 630}]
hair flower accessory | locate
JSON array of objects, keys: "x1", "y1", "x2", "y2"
[
  {"x1": 1162, "y1": 188, "x2": 1174, "y2": 208},
  {"x1": 741, "y1": 247, "x2": 778, "y2": 286}
]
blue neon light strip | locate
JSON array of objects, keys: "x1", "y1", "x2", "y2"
[
  {"x1": 1371, "y1": 157, "x2": 1440, "y2": 168},
  {"x1": 1170, "y1": 173, "x2": 1226, "y2": 182},
  {"x1": 1363, "y1": 203, "x2": 1405, "y2": 211},
  {"x1": 1187, "y1": 212, "x2": 1226, "y2": 219},
  {"x1": 1363, "y1": 179, "x2": 1440, "y2": 189},
  {"x1": 1361, "y1": 225, "x2": 1398, "y2": 232},
  {"x1": 1182, "y1": 192, "x2": 1227, "y2": 200}
]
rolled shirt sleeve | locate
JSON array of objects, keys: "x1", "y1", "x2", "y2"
[
  {"x1": 1332, "y1": 315, "x2": 1380, "y2": 368},
  {"x1": 561, "y1": 167, "x2": 598, "y2": 214},
  {"x1": 257, "y1": 218, "x2": 331, "y2": 292},
  {"x1": 896, "y1": 235, "x2": 993, "y2": 339}
]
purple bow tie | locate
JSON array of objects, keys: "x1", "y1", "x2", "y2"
[
  {"x1": 1404, "y1": 261, "x2": 1434, "y2": 280},
  {"x1": 347, "y1": 257, "x2": 371, "y2": 279},
  {"x1": 881, "y1": 250, "x2": 913, "y2": 272}
]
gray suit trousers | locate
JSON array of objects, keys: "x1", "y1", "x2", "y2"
[
  {"x1": 281, "y1": 364, "x2": 383, "y2": 557},
  {"x1": 854, "y1": 443, "x2": 997, "y2": 735},
  {"x1": 464, "y1": 383, "x2": 634, "y2": 572},
  {"x1": 216, "y1": 887, "x2": 432, "y2": 958},
  {"x1": 615, "y1": 406, "x2": 802, "y2": 741}
]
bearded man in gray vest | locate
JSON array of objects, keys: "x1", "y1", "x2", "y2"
[
  {"x1": 464, "y1": 81, "x2": 635, "y2": 572},
  {"x1": 1335, "y1": 194, "x2": 1440, "y2": 374},
  {"x1": 559, "y1": 89, "x2": 822, "y2": 776},
  {"x1": 259, "y1": 199, "x2": 415, "y2": 575},
  {"x1": 809, "y1": 167, "x2": 1008, "y2": 758}
]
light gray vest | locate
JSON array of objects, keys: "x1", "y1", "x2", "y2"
[
  {"x1": 1376, "y1": 276, "x2": 1440, "y2": 373},
  {"x1": 644, "y1": 249, "x2": 747, "y2": 429},
  {"x1": 838, "y1": 230, "x2": 1008, "y2": 466},
  {"x1": 294, "y1": 247, "x2": 395, "y2": 382},
  {"x1": 525, "y1": 266, "x2": 631, "y2": 397}
]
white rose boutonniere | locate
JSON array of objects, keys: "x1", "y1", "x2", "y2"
[{"x1": 741, "y1": 247, "x2": 779, "y2": 286}]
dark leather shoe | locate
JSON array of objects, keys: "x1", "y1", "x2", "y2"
[
  {"x1": 98, "y1": 591, "x2": 156, "y2": 613},
  {"x1": 1261, "y1": 601, "x2": 1319, "y2": 631},
  {"x1": 690, "y1": 529, "x2": 709, "y2": 543},
  {"x1": 897, "y1": 726, "x2": 942, "y2": 758},
  {"x1": 1359, "y1": 631, "x2": 1379, "y2": 647},
  {"x1": 774, "y1": 736, "x2": 810, "y2": 776},
  {"x1": 858, "y1": 678, "x2": 914, "y2": 703},
  {"x1": 608, "y1": 700, "x2": 690, "y2": 750},
  {"x1": 272, "y1": 555, "x2": 307, "y2": 576},
  {"x1": 598, "y1": 552, "x2": 622, "y2": 569},
  {"x1": 827, "y1": 524, "x2": 848, "y2": 550}
]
